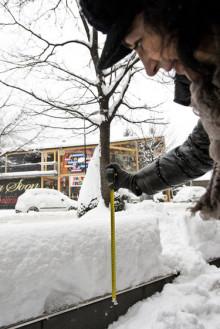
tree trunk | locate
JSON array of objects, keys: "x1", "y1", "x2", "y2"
[{"x1": 99, "y1": 120, "x2": 111, "y2": 207}]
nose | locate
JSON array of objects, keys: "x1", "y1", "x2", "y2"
[{"x1": 136, "y1": 50, "x2": 159, "y2": 76}]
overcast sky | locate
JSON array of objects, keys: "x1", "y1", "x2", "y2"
[{"x1": 0, "y1": 1, "x2": 199, "y2": 153}]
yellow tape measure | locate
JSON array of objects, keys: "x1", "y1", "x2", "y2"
[{"x1": 110, "y1": 188, "x2": 117, "y2": 303}]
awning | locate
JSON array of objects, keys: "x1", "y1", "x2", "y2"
[{"x1": 0, "y1": 170, "x2": 58, "y2": 179}]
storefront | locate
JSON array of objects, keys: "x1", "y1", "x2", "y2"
[
  {"x1": 0, "y1": 177, "x2": 41, "y2": 209},
  {"x1": 0, "y1": 150, "x2": 59, "y2": 208},
  {"x1": 58, "y1": 147, "x2": 95, "y2": 200},
  {"x1": 110, "y1": 136, "x2": 165, "y2": 171},
  {"x1": 0, "y1": 136, "x2": 165, "y2": 208}
]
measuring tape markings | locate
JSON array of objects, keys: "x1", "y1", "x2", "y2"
[{"x1": 110, "y1": 188, "x2": 117, "y2": 303}]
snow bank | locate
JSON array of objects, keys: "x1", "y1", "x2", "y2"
[
  {"x1": 77, "y1": 145, "x2": 101, "y2": 208},
  {"x1": 1, "y1": 201, "x2": 220, "y2": 328},
  {"x1": 173, "y1": 186, "x2": 206, "y2": 202},
  {"x1": 0, "y1": 202, "x2": 169, "y2": 327},
  {"x1": 152, "y1": 202, "x2": 220, "y2": 274},
  {"x1": 185, "y1": 213, "x2": 220, "y2": 260},
  {"x1": 109, "y1": 263, "x2": 220, "y2": 329},
  {"x1": 108, "y1": 203, "x2": 220, "y2": 329}
]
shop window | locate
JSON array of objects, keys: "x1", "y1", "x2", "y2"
[
  {"x1": 60, "y1": 176, "x2": 69, "y2": 196},
  {"x1": 71, "y1": 186, "x2": 80, "y2": 201},
  {"x1": 43, "y1": 178, "x2": 58, "y2": 190},
  {"x1": 0, "y1": 157, "x2": 5, "y2": 173},
  {"x1": 69, "y1": 176, "x2": 85, "y2": 200},
  {"x1": 7, "y1": 152, "x2": 42, "y2": 173},
  {"x1": 44, "y1": 152, "x2": 56, "y2": 171},
  {"x1": 61, "y1": 148, "x2": 93, "y2": 175},
  {"x1": 110, "y1": 152, "x2": 136, "y2": 172}
]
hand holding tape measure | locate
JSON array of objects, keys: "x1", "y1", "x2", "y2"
[{"x1": 106, "y1": 167, "x2": 117, "y2": 304}]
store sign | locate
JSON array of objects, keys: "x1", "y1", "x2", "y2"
[
  {"x1": 63, "y1": 151, "x2": 92, "y2": 174},
  {"x1": 70, "y1": 176, "x2": 85, "y2": 187},
  {"x1": 0, "y1": 177, "x2": 40, "y2": 209},
  {"x1": 60, "y1": 150, "x2": 65, "y2": 155}
]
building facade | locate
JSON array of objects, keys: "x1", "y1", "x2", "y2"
[{"x1": 0, "y1": 136, "x2": 165, "y2": 209}]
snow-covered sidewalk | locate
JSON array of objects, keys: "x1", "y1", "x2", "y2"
[
  {"x1": 0, "y1": 201, "x2": 220, "y2": 328},
  {"x1": 109, "y1": 262, "x2": 220, "y2": 329},
  {"x1": 109, "y1": 202, "x2": 220, "y2": 329}
]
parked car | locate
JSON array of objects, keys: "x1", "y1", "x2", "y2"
[
  {"x1": 153, "y1": 191, "x2": 167, "y2": 203},
  {"x1": 15, "y1": 188, "x2": 78, "y2": 213},
  {"x1": 172, "y1": 186, "x2": 206, "y2": 203}
]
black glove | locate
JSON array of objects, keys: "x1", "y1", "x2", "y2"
[{"x1": 106, "y1": 163, "x2": 142, "y2": 196}]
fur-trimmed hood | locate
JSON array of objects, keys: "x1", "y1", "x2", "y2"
[{"x1": 190, "y1": 78, "x2": 220, "y2": 219}]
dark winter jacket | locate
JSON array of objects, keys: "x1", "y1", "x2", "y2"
[{"x1": 135, "y1": 74, "x2": 214, "y2": 195}]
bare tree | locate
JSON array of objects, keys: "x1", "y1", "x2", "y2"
[
  {"x1": 0, "y1": 0, "x2": 169, "y2": 205},
  {"x1": 137, "y1": 125, "x2": 167, "y2": 168},
  {"x1": 0, "y1": 86, "x2": 45, "y2": 156},
  {"x1": 122, "y1": 119, "x2": 173, "y2": 170}
]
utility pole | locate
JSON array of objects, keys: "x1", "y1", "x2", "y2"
[{"x1": 84, "y1": 119, "x2": 87, "y2": 174}]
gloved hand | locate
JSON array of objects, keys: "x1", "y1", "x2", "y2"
[{"x1": 106, "y1": 163, "x2": 142, "y2": 196}]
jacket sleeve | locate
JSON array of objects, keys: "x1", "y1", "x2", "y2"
[{"x1": 135, "y1": 119, "x2": 213, "y2": 195}]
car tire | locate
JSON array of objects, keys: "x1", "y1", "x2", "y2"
[
  {"x1": 27, "y1": 206, "x2": 39, "y2": 212},
  {"x1": 68, "y1": 206, "x2": 75, "y2": 211}
]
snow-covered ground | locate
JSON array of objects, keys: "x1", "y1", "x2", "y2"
[{"x1": 0, "y1": 201, "x2": 220, "y2": 328}]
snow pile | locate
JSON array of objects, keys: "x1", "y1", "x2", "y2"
[
  {"x1": 108, "y1": 203, "x2": 220, "y2": 329},
  {"x1": 109, "y1": 262, "x2": 220, "y2": 329},
  {"x1": 185, "y1": 215, "x2": 220, "y2": 260},
  {"x1": 0, "y1": 202, "x2": 169, "y2": 327},
  {"x1": 0, "y1": 201, "x2": 220, "y2": 328},
  {"x1": 77, "y1": 146, "x2": 101, "y2": 208},
  {"x1": 173, "y1": 186, "x2": 206, "y2": 203}
]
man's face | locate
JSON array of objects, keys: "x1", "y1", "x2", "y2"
[{"x1": 123, "y1": 13, "x2": 187, "y2": 77}]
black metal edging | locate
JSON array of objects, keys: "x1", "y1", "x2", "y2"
[
  {"x1": 2, "y1": 273, "x2": 179, "y2": 329},
  {"x1": 3, "y1": 257, "x2": 220, "y2": 329}
]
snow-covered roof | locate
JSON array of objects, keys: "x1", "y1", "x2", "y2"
[{"x1": 5, "y1": 133, "x2": 161, "y2": 153}]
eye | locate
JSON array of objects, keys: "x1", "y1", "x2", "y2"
[{"x1": 134, "y1": 39, "x2": 143, "y2": 50}]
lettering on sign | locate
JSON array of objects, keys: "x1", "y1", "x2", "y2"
[
  {"x1": 5, "y1": 178, "x2": 40, "y2": 193},
  {"x1": 0, "y1": 177, "x2": 41, "y2": 209}
]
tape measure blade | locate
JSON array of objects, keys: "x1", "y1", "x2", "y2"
[{"x1": 110, "y1": 189, "x2": 116, "y2": 302}]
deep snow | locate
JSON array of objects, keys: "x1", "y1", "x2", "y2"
[{"x1": 0, "y1": 200, "x2": 220, "y2": 328}]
